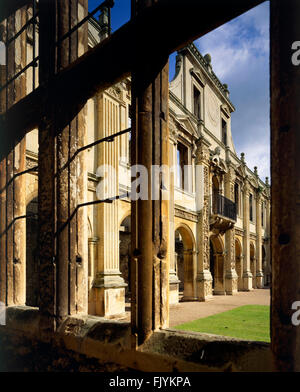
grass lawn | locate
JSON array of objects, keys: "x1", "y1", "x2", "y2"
[{"x1": 174, "y1": 305, "x2": 270, "y2": 342}]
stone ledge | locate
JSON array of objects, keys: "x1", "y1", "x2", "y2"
[{"x1": 0, "y1": 306, "x2": 274, "y2": 372}]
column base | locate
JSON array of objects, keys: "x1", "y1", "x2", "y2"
[
  {"x1": 89, "y1": 272, "x2": 127, "y2": 317},
  {"x1": 196, "y1": 270, "x2": 213, "y2": 301},
  {"x1": 256, "y1": 271, "x2": 264, "y2": 289},
  {"x1": 213, "y1": 290, "x2": 226, "y2": 295},
  {"x1": 225, "y1": 270, "x2": 238, "y2": 295},
  {"x1": 242, "y1": 271, "x2": 253, "y2": 291},
  {"x1": 169, "y1": 273, "x2": 180, "y2": 305}
]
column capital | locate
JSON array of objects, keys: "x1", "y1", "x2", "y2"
[{"x1": 195, "y1": 136, "x2": 211, "y2": 164}]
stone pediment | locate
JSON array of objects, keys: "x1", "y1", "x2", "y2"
[
  {"x1": 221, "y1": 104, "x2": 231, "y2": 118},
  {"x1": 176, "y1": 115, "x2": 198, "y2": 137},
  {"x1": 190, "y1": 68, "x2": 205, "y2": 87}
]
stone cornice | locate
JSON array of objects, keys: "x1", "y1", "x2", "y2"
[{"x1": 180, "y1": 43, "x2": 235, "y2": 111}]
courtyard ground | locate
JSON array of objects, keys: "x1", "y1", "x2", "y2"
[{"x1": 169, "y1": 288, "x2": 270, "y2": 327}]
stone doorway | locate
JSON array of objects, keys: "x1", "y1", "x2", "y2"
[
  {"x1": 210, "y1": 235, "x2": 225, "y2": 295},
  {"x1": 175, "y1": 225, "x2": 196, "y2": 301}
]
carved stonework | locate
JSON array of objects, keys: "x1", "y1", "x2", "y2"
[
  {"x1": 202, "y1": 196, "x2": 210, "y2": 270},
  {"x1": 231, "y1": 228, "x2": 236, "y2": 269},
  {"x1": 174, "y1": 207, "x2": 198, "y2": 222},
  {"x1": 204, "y1": 280, "x2": 212, "y2": 297},
  {"x1": 195, "y1": 138, "x2": 210, "y2": 164},
  {"x1": 106, "y1": 86, "x2": 122, "y2": 101}
]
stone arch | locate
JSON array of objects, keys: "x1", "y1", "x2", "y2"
[
  {"x1": 26, "y1": 195, "x2": 39, "y2": 307},
  {"x1": 210, "y1": 235, "x2": 225, "y2": 295},
  {"x1": 250, "y1": 241, "x2": 256, "y2": 288},
  {"x1": 119, "y1": 214, "x2": 131, "y2": 296},
  {"x1": 235, "y1": 238, "x2": 243, "y2": 291},
  {"x1": 174, "y1": 223, "x2": 196, "y2": 301}
]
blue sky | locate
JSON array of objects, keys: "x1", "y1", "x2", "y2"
[{"x1": 195, "y1": 2, "x2": 270, "y2": 180}]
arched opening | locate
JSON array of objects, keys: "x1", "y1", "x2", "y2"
[
  {"x1": 119, "y1": 215, "x2": 131, "y2": 298},
  {"x1": 175, "y1": 225, "x2": 196, "y2": 301},
  {"x1": 210, "y1": 235, "x2": 225, "y2": 295},
  {"x1": 250, "y1": 242, "x2": 256, "y2": 289},
  {"x1": 26, "y1": 197, "x2": 38, "y2": 307},
  {"x1": 235, "y1": 239, "x2": 243, "y2": 291}
]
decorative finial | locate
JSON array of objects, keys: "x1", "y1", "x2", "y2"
[
  {"x1": 223, "y1": 83, "x2": 229, "y2": 98},
  {"x1": 241, "y1": 152, "x2": 245, "y2": 163},
  {"x1": 254, "y1": 166, "x2": 258, "y2": 176},
  {"x1": 99, "y1": 6, "x2": 109, "y2": 40},
  {"x1": 204, "y1": 53, "x2": 211, "y2": 64},
  {"x1": 265, "y1": 177, "x2": 269, "y2": 186}
]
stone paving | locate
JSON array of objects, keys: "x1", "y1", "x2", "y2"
[{"x1": 169, "y1": 288, "x2": 270, "y2": 327}]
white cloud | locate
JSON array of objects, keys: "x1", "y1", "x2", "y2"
[{"x1": 238, "y1": 137, "x2": 270, "y2": 180}]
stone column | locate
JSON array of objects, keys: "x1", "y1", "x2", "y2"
[
  {"x1": 242, "y1": 180, "x2": 253, "y2": 290},
  {"x1": 255, "y1": 190, "x2": 264, "y2": 288},
  {"x1": 195, "y1": 137, "x2": 213, "y2": 301},
  {"x1": 224, "y1": 164, "x2": 238, "y2": 295},
  {"x1": 91, "y1": 93, "x2": 126, "y2": 317},
  {"x1": 237, "y1": 255, "x2": 244, "y2": 291}
]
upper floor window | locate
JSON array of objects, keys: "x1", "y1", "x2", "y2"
[
  {"x1": 221, "y1": 119, "x2": 227, "y2": 146},
  {"x1": 249, "y1": 193, "x2": 253, "y2": 222},
  {"x1": 234, "y1": 183, "x2": 239, "y2": 215},
  {"x1": 261, "y1": 201, "x2": 265, "y2": 227},
  {"x1": 193, "y1": 86, "x2": 201, "y2": 119},
  {"x1": 177, "y1": 143, "x2": 188, "y2": 190}
]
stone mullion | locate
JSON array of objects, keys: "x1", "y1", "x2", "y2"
[
  {"x1": 195, "y1": 137, "x2": 213, "y2": 301},
  {"x1": 2, "y1": 10, "x2": 27, "y2": 306},
  {"x1": 76, "y1": 0, "x2": 89, "y2": 315},
  {"x1": 131, "y1": 1, "x2": 170, "y2": 342},
  {"x1": 169, "y1": 136, "x2": 180, "y2": 304},
  {"x1": 255, "y1": 192, "x2": 263, "y2": 288},
  {"x1": 38, "y1": 0, "x2": 57, "y2": 335},
  {"x1": 0, "y1": 62, "x2": 6, "y2": 305},
  {"x1": 13, "y1": 6, "x2": 27, "y2": 304}
]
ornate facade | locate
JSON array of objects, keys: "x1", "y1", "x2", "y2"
[{"x1": 24, "y1": 17, "x2": 270, "y2": 317}]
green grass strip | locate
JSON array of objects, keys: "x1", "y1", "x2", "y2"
[{"x1": 174, "y1": 305, "x2": 270, "y2": 342}]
